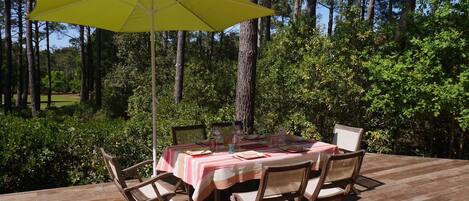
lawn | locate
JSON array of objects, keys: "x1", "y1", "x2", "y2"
[
  {"x1": 25, "y1": 94, "x2": 80, "y2": 109},
  {"x1": 1, "y1": 94, "x2": 80, "y2": 112}
]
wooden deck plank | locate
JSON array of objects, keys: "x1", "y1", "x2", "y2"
[{"x1": 1, "y1": 153, "x2": 468, "y2": 201}]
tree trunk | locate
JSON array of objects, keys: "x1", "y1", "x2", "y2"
[
  {"x1": 4, "y1": 0, "x2": 13, "y2": 113},
  {"x1": 174, "y1": 31, "x2": 186, "y2": 104},
  {"x1": 395, "y1": 0, "x2": 416, "y2": 45},
  {"x1": 0, "y1": 24, "x2": 3, "y2": 108},
  {"x1": 197, "y1": 31, "x2": 203, "y2": 57},
  {"x1": 27, "y1": 0, "x2": 39, "y2": 115},
  {"x1": 17, "y1": 0, "x2": 27, "y2": 108},
  {"x1": 328, "y1": 0, "x2": 334, "y2": 37},
  {"x1": 257, "y1": 18, "x2": 262, "y2": 50},
  {"x1": 95, "y1": 29, "x2": 102, "y2": 108},
  {"x1": 34, "y1": 21, "x2": 41, "y2": 107},
  {"x1": 235, "y1": 0, "x2": 259, "y2": 135},
  {"x1": 46, "y1": 22, "x2": 52, "y2": 108},
  {"x1": 361, "y1": 0, "x2": 366, "y2": 20},
  {"x1": 209, "y1": 32, "x2": 215, "y2": 60},
  {"x1": 367, "y1": 0, "x2": 375, "y2": 25},
  {"x1": 86, "y1": 27, "x2": 94, "y2": 100},
  {"x1": 449, "y1": 115, "x2": 455, "y2": 158},
  {"x1": 79, "y1": 26, "x2": 89, "y2": 102},
  {"x1": 458, "y1": 128, "x2": 465, "y2": 159},
  {"x1": 219, "y1": 31, "x2": 225, "y2": 59},
  {"x1": 307, "y1": 0, "x2": 317, "y2": 26},
  {"x1": 387, "y1": 0, "x2": 393, "y2": 22},
  {"x1": 294, "y1": 0, "x2": 302, "y2": 20},
  {"x1": 263, "y1": 0, "x2": 271, "y2": 41}
]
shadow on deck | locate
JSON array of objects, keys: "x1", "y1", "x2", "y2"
[{"x1": 1, "y1": 153, "x2": 469, "y2": 201}]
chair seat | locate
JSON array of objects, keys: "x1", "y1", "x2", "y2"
[
  {"x1": 304, "y1": 177, "x2": 344, "y2": 199},
  {"x1": 131, "y1": 179, "x2": 177, "y2": 200},
  {"x1": 231, "y1": 191, "x2": 286, "y2": 201}
]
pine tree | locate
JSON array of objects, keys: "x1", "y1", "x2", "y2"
[
  {"x1": 26, "y1": 0, "x2": 39, "y2": 115},
  {"x1": 174, "y1": 31, "x2": 186, "y2": 104},
  {"x1": 236, "y1": 0, "x2": 259, "y2": 134},
  {"x1": 4, "y1": 0, "x2": 13, "y2": 112}
]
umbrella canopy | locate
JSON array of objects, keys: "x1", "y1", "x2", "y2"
[
  {"x1": 29, "y1": 0, "x2": 274, "y2": 32},
  {"x1": 29, "y1": 0, "x2": 274, "y2": 176}
]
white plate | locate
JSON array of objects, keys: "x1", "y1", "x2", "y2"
[
  {"x1": 235, "y1": 151, "x2": 265, "y2": 159},
  {"x1": 185, "y1": 150, "x2": 212, "y2": 156}
]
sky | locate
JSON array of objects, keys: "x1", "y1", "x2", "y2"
[
  {"x1": 48, "y1": 29, "x2": 79, "y2": 49},
  {"x1": 47, "y1": 5, "x2": 334, "y2": 49}
]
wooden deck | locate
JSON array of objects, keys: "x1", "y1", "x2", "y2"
[{"x1": 1, "y1": 153, "x2": 469, "y2": 201}]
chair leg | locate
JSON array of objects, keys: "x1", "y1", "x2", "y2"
[
  {"x1": 174, "y1": 180, "x2": 184, "y2": 192},
  {"x1": 186, "y1": 183, "x2": 193, "y2": 201},
  {"x1": 351, "y1": 185, "x2": 360, "y2": 195},
  {"x1": 214, "y1": 189, "x2": 220, "y2": 201}
]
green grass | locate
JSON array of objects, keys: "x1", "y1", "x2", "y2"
[
  {"x1": 1, "y1": 94, "x2": 80, "y2": 112},
  {"x1": 25, "y1": 94, "x2": 80, "y2": 109},
  {"x1": 0, "y1": 94, "x2": 80, "y2": 114}
]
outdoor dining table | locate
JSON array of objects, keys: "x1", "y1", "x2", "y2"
[{"x1": 156, "y1": 138, "x2": 338, "y2": 201}]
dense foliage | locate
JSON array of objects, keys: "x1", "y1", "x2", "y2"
[
  {"x1": 0, "y1": 0, "x2": 467, "y2": 194},
  {"x1": 0, "y1": 106, "x2": 150, "y2": 193}
]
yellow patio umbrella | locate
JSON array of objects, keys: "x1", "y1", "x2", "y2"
[{"x1": 29, "y1": 0, "x2": 274, "y2": 175}]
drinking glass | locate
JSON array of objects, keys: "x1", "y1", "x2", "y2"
[{"x1": 228, "y1": 144, "x2": 236, "y2": 154}]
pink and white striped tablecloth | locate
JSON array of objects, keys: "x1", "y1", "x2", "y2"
[{"x1": 156, "y1": 140, "x2": 337, "y2": 201}]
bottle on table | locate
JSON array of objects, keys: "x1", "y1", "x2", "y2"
[
  {"x1": 278, "y1": 127, "x2": 287, "y2": 145},
  {"x1": 213, "y1": 126, "x2": 222, "y2": 151}
]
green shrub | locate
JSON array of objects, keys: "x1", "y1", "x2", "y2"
[
  {"x1": 41, "y1": 71, "x2": 69, "y2": 93},
  {"x1": 0, "y1": 107, "x2": 149, "y2": 193},
  {"x1": 364, "y1": 130, "x2": 393, "y2": 154},
  {"x1": 102, "y1": 65, "x2": 144, "y2": 117}
]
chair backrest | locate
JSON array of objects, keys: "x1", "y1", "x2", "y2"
[
  {"x1": 211, "y1": 121, "x2": 243, "y2": 138},
  {"x1": 172, "y1": 124, "x2": 207, "y2": 145},
  {"x1": 100, "y1": 148, "x2": 127, "y2": 191},
  {"x1": 333, "y1": 124, "x2": 364, "y2": 152},
  {"x1": 310, "y1": 150, "x2": 365, "y2": 200},
  {"x1": 256, "y1": 161, "x2": 312, "y2": 201}
]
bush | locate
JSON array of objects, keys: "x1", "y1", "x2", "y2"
[
  {"x1": 0, "y1": 107, "x2": 149, "y2": 193},
  {"x1": 364, "y1": 130, "x2": 393, "y2": 154},
  {"x1": 256, "y1": 23, "x2": 368, "y2": 141},
  {"x1": 102, "y1": 65, "x2": 145, "y2": 117}
]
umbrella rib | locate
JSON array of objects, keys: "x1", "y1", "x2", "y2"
[
  {"x1": 117, "y1": 0, "x2": 142, "y2": 32},
  {"x1": 118, "y1": 0, "x2": 153, "y2": 14},
  {"x1": 174, "y1": 0, "x2": 216, "y2": 31},
  {"x1": 117, "y1": 0, "x2": 179, "y2": 32},
  {"x1": 225, "y1": 0, "x2": 272, "y2": 10}
]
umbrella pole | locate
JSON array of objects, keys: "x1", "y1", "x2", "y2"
[{"x1": 150, "y1": 3, "x2": 158, "y2": 177}]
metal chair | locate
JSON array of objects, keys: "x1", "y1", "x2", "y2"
[
  {"x1": 304, "y1": 150, "x2": 365, "y2": 201},
  {"x1": 231, "y1": 161, "x2": 312, "y2": 201}
]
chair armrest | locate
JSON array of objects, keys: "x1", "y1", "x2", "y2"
[
  {"x1": 122, "y1": 160, "x2": 153, "y2": 178},
  {"x1": 123, "y1": 172, "x2": 173, "y2": 193}
]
